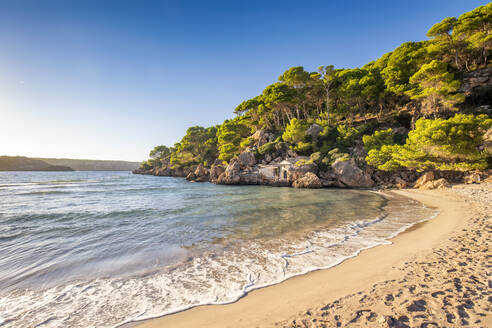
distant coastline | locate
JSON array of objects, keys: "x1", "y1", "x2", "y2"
[{"x1": 0, "y1": 156, "x2": 140, "y2": 171}]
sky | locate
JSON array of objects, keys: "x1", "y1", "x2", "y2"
[{"x1": 0, "y1": 0, "x2": 489, "y2": 162}]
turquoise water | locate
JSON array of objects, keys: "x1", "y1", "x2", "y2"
[{"x1": 0, "y1": 171, "x2": 435, "y2": 327}]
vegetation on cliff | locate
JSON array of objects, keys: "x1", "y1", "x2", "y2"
[{"x1": 140, "y1": 4, "x2": 492, "y2": 176}]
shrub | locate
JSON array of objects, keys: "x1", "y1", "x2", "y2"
[
  {"x1": 362, "y1": 128, "x2": 394, "y2": 152},
  {"x1": 365, "y1": 114, "x2": 492, "y2": 171}
]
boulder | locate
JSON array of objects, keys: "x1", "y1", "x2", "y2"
[
  {"x1": 237, "y1": 151, "x2": 256, "y2": 168},
  {"x1": 239, "y1": 171, "x2": 259, "y2": 185},
  {"x1": 418, "y1": 178, "x2": 450, "y2": 190},
  {"x1": 216, "y1": 160, "x2": 241, "y2": 184},
  {"x1": 332, "y1": 159, "x2": 374, "y2": 188},
  {"x1": 209, "y1": 164, "x2": 225, "y2": 183},
  {"x1": 292, "y1": 172, "x2": 322, "y2": 188},
  {"x1": 252, "y1": 130, "x2": 274, "y2": 147},
  {"x1": 414, "y1": 171, "x2": 435, "y2": 189},
  {"x1": 306, "y1": 124, "x2": 322, "y2": 140},
  {"x1": 464, "y1": 172, "x2": 481, "y2": 184},
  {"x1": 394, "y1": 177, "x2": 409, "y2": 189},
  {"x1": 286, "y1": 149, "x2": 298, "y2": 158},
  {"x1": 483, "y1": 127, "x2": 492, "y2": 154},
  {"x1": 288, "y1": 162, "x2": 318, "y2": 182},
  {"x1": 186, "y1": 172, "x2": 197, "y2": 181},
  {"x1": 194, "y1": 164, "x2": 208, "y2": 177}
]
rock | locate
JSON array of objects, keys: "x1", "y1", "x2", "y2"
[
  {"x1": 306, "y1": 124, "x2": 322, "y2": 140},
  {"x1": 239, "y1": 171, "x2": 259, "y2": 184},
  {"x1": 286, "y1": 149, "x2": 298, "y2": 158},
  {"x1": 292, "y1": 172, "x2": 322, "y2": 188},
  {"x1": 414, "y1": 171, "x2": 435, "y2": 189},
  {"x1": 332, "y1": 159, "x2": 374, "y2": 188},
  {"x1": 194, "y1": 164, "x2": 208, "y2": 177},
  {"x1": 209, "y1": 164, "x2": 225, "y2": 183},
  {"x1": 252, "y1": 130, "x2": 274, "y2": 147},
  {"x1": 264, "y1": 154, "x2": 272, "y2": 163},
  {"x1": 216, "y1": 160, "x2": 241, "y2": 184},
  {"x1": 483, "y1": 127, "x2": 492, "y2": 154},
  {"x1": 186, "y1": 172, "x2": 197, "y2": 181},
  {"x1": 464, "y1": 172, "x2": 481, "y2": 184},
  {"x1": 394, "y1": 177, "x2": 409, "y2": 189},
  {"x1": 237, "y1": 151, "x2": 256, "y2": 168},
  {"x1": 288, "y1": 162, "x2": 318, "y2": 183},
  {"x1": 350, "y1": 141, "x2": 366, "y2": 159},
  {"x1": 321, "y1": 178, "x2": 346, "y2": 188},
  {"x1": 459, "y1": 68, "x2": 492, "y2": 95},
  {"x1": 418, "y1": 178, "x2": 450, "y2": 190}
]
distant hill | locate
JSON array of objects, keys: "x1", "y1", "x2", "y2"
[
  {"x1": 0, "y1": 156, "x2": 74, "y2": 171},
  {"x1": 0, "y1": 156, "x2": 140, "y2": 171},
  {"x1": 38, "y1": 158, "x2": 140, "y2": 171}
]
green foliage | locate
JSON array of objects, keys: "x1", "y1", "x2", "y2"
[
  {"x1": 170, "y1": 126, "x2": 218, "y2": 168},
  {"x1": 363, "y1": 128, "x2": 395, "y2": 152},
  {"x1": 282, "y1": 118, "x2": 312, "y2": 153},
  {"x1": 379, "y1": 41, "x2": 429, "y2": 95},
  {"x1": 142, "y1": 5, "x2": 490, "y2": 176},
  {"x1": 216, "y1": 117, "x2": 250, "y2": 161},
  {"x1": 407, "y1": 60, "x2": 464, "y2": 113},
  {"x1": 149, "y1": 145, "x2": 172, "y2": 160},
  {"x1": 278, "y1": 66, "x2": 312, "y2": 87},
  {"x1": 366, "y1": 114, "x2": 492, "y2": 171},
  {"x1": 257, "y1": 140, "x2": 277, "y2": 155}
]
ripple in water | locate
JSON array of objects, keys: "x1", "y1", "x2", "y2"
[{"x1": 0, "y1": 171, "x2": 436, "y2": 327}]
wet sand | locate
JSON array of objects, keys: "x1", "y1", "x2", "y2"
[{"x1": 133, "y1": 183, "x2": 491, "y2": 328}]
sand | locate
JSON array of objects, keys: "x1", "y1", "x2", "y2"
[{"x1": 134, "y1": 183, "x2": 491, "y2": 328}]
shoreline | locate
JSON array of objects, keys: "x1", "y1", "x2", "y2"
[{"x1": 130, "y1": 185, "x2": 485, "y2": 328}]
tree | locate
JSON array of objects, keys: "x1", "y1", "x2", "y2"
[
  {"x1": 365, "y1": 114, "x2": 492, "y2": 171},
  {"x1": 406, "y1": 60, "x2": 464, "y2": 115},
  {"x1": 216, "y1": 117, "x2": 251, "y2": 161},
  {"x1": 318, "y1": 65, "x2": 335, "y2": 123},
  {"x1": 149, "y1": 145, "x2": 172, "y2": 160},
  {"x1": 379, "y1": 41, "x2": 429, "y2": 95},
  {"x1": 278, "y1": 66, "x2": 311, "y2": 88},
  {"x1": 454, "y1": 3, "x2": 492, "y2": 69},
  {"x1": 427, "y1": 17, "x2": 463, "y2": 69},
  {"x1": 282, "y1": 118, "x2": 312, "y2": 153}
]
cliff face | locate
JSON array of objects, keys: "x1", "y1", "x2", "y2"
[{"x1": 460, "y1": 68, "x2": 492, "y2": 112}]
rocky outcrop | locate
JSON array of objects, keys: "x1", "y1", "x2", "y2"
[
  {"x1": 292, "y1": 172, "x2": 322, "y2": 188},
  {"x1": 459, "y1": 67, "x2": 492, "y2": 96},
  {"x1": 239, "y1": 169, "x2": 260, "y2": 185},
  {"x1": 216, "y1": 159, "x2": 241, "y2": 185},
  {"x1": 483, "y1": 127, "x2": 492, "y2": 154},
  {"x1": 464, "y1": 172, "x2": 481, "y2": 184},
  {"x1": 287, "y1": 161, "x2": 318, "y2": 183},
  {"x1": 332, "y1": 159, "x2": 374, "y2": 188},
  {"x1": 418, "y1": 178, "x2": 450, "y2": 190},
  {"x1": 237, "y1": 151, "x2": 256, "y2": 168},
  {"x1": 306, "y1": 124, "x2": 322, "y2": 140},
  {"x1": 413, "y1": 171, "x2": 450, "y2": 189},
  {"x1": 414, "y1": 171, "x2": 435, "y2": 189},
  {"x1": 186, "y1": 164, "x2": 209, "y2": 182},
  {"x1": 209, "y1": 160, "x2": 225, "y2": 183},
  {"x1": 252, "y1": 130, "x2": 275, "y2": 148}
]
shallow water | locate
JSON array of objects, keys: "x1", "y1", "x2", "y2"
[{"x1": 0, "y1": 171, "x2": 435, "y2": 327}]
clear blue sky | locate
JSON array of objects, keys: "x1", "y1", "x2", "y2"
[{"x1": 0, "y1": 0, "x2": 488, "y2": 161}]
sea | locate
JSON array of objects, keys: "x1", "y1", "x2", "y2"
[{"x1": 0, "y1": 171, "x2": 436, "y2": 327}]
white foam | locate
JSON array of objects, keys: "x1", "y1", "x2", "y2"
[{"x1": 0, "y1": 197, "x2": 437, "y2": 328}]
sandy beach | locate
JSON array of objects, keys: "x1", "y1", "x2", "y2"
[{"x1": 134, "y1": 183, "x2": 491, "y2": 328}]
